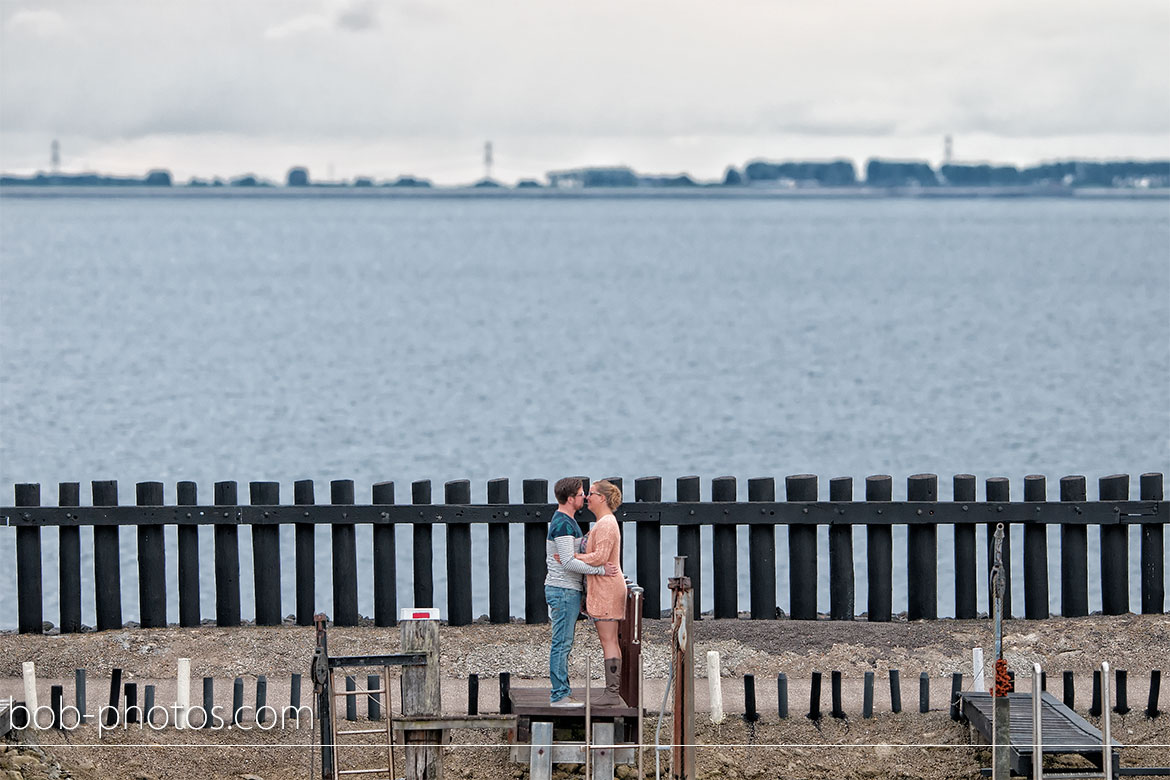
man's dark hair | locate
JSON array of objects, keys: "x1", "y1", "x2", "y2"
[{"x1": 554, "y1": 477, "x2": 583, "y2": 504}]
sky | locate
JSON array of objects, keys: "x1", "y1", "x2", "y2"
[{"x1": 1, "y1": 0, "x2": 1169, "y2": 184}]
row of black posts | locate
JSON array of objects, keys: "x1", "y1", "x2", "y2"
[
  {"x1": 6, "y1": 472, "x2": 1166, "y2": 633},
  {"x1": 741, "y1": 668, "x2": 1163, "y2": 722}
]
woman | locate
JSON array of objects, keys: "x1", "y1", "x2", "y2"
[{"x1": 574, "y1": 479, "x2": 627, "y2": 706}]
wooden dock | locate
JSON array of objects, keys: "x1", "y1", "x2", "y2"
[{"x1": 960, "y1": 691, "x2": 1121, "y2": 777}]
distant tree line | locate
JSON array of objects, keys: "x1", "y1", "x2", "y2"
[
  {"x1": 3, "y1": 158, "x2": 1168, "y2": 189},
  {"x1": 730, "y1": 158, "x2": 1170, "y2": 188}
]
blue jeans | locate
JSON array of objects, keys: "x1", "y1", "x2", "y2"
[{"x1": 546, "y1": 585, "x2": 582, "y2": 702}]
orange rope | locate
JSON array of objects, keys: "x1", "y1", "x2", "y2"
[{"x1": 993, "y1": 658, "x2": 1012, "y2": 697}]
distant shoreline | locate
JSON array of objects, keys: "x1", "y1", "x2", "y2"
[{"x1": 2, "y1": 184, "x2": 1168, "y2": 200}]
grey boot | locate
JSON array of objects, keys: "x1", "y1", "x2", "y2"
[{"x1": 593, "y1": 657, "x2": 624, "y2": 706}]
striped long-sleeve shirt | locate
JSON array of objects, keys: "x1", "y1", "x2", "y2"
[{"x1": 544, "y1": 510, "x2": 604, "y2": 591}]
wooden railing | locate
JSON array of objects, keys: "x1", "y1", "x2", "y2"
[{"x1": 3, "y1": 472, "x2": 1165, "y2": 633}]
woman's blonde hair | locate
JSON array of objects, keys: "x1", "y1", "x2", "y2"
[{"x1": 592, "y1": 480, "x2": 622, "y2": 512}]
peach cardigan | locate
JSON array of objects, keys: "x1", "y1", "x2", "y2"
[{"x1": 576, "y1": 513, "x2": 626, "y2": 620}]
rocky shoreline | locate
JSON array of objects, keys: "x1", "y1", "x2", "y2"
[{"x1": 2, "y1": 614, "x2": 1167, "y2": 779}]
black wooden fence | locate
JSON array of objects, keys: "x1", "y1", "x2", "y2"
[{"x1": 2, "y1": 472, "x2": 1165, "y2": 634}]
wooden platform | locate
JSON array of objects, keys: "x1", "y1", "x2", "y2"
[
  {"x1": 509, "y1": 686, "x2": 638, "y2": 719},
  {"x1": 960, "y1": 691, "x2": 1122, "y2": 777}
]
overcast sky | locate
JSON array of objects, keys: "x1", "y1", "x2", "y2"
[{"x1": 2, "y1": 0, "x2": 1168, "y2": 183}]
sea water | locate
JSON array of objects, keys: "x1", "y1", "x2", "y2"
[{"x1": 1, "y1": 194, "x2": 1167, "y2": 627}]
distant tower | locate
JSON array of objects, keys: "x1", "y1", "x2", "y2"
[
  {"x1": 484, "y1": 141, "x2": 493, "y2": 181},
  {"x1": 51, "y1": 139, "x2": 60, "y2": 172},
  {"x1": 943, "y1": 135, "x2": 953, "y2": 165}
]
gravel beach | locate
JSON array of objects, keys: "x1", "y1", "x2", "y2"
[{"x1": 1, "y1": 614, "x2": 1167, "y2": 779}]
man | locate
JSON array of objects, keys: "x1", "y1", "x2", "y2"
[{"x1": 545, "y1": 477, "x2": 618, "y2": 706}]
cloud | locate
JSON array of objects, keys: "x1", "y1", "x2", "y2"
[
  {"x1": 4, "y1": 9, "x2": 67, "y2": 37},
  {"x1": 263, "y1": 13, "x2": 330, "y2": 40},
  {"x1": 264, "y1": 0, "x2": 379, "y2": 39},
  {"x1": 335, "y1": 0, "x2": 379, "y2": 32}
]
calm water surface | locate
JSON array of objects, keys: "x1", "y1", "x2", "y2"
[{"x1": 1, "y1": 196, "x2": 1167, "y2": 627}]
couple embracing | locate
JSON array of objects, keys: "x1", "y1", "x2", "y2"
[{"x1": 544, "y1": 477, "x2": 626, "y2": 707}]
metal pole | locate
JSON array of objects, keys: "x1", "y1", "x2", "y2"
[
  {"x1": 668, "y1": 556, "x2": 694, "y2": 780},
  {"x1": 585, "y1": 656, "x2": 592, "y2": 780},
  {"x1": 1032, "y1": 662, "x2": 1043, "y2": 780},
  {"x1": 991, "y1": 524, "x2": 1011, "y2": 780},
  {"x1": 1102, "y1": 661, "x2": 1113, "y2": 780}
]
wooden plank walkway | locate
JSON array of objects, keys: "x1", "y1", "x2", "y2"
[{"x1": 961, "y1": 691, "x2": 1121, "y2": 777}]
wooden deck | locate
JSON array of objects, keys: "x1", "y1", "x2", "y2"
[
  {"x1": 509, "y1": 686, "x2": 638, "y2": 719},
  {"x1": 960, "y1": 691, "x2": 1121, "y2": 777}
]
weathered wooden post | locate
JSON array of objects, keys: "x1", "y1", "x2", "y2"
[
  {"x1": 214, "y1": 481, "x2": 241, "y2": 627},
  {"x1": 711, "y1": 477, "x2": 737, "y2": 619},
  {"x1": 676, "y1": 476, "x2": 703, "y2": 620},
  {"x1": 828, "y1": 476, "x2": 854, "y2": 620},
  {"x1": 14, "y1": 483, "x2": 42, "y2": 634},
  {"x1": 991, "y1": 523, "x2": 1011, "y2": 780},
  {"x1": 332, "y1": 479, "x2": 359, "y2": 626},
  {"x1": 668, "y1": 556, "x2": 694, "y2": 780},
  {"x1": 294, "y1": 479, "x2": 318, "y2": 626},
  {"x1": 402, "y1": 618, "x2": 443, "y2": 780},
  {"x1": 747, "y1": 477, "x2": 777, "y2": 620},
  {"x1": 953, "y1": 474, "x2": 978, "y2": 619},
  {"x1": 250, "y1": 481, "x2": 282, "y2": 625},
  {"x1": 866, "y1": 475, "x2": 893, "y2": 622},
  {"x1": 59, "y1": 482, "x2": 83, "y2": 634},
  {"x1": 906, "y1": 474, "x2": 937, "y2": 620},
  {"x1": 136, "y1": 481, "x2": 167, "y2": 628},
  {"x1": 486, "y1": 478, "x2": 510, "y2": 624},
  {"x1": 176, "y1": 481, "x2": 201, "y2": 627},
  {"x1": 787, "y1": 475, "x2": 817, "y2": 620},
  {"x1": 372, "y1": 481, "x2": 398, "y2": 627}
]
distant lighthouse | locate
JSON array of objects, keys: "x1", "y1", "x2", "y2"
[
  {"x1": 51, "y1": 139, "x2": 60, "y2": 172},
  {"x1": 943, "y1": 135, "x2": 953, "y2": 165},
  {"x1": 484, "y1": 141, "x2": 493, "y2": 181}
]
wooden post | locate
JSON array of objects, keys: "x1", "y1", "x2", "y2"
[
  {"x1": 413, "y1": 481, "x2": 434, "y2": 608},
  {"x1": 866, "y1": 475, "x2": 892, "y2": 622},
  {"x1": 58, "y1": 482, "x2": 82, "y2": 633},
  {"x1": 401, "y1": 619, "x2": 443, "y2": 780},
  {"x1": 445, "y1": 480, "x2": 473, "y2": 626},
  {"x1": 332, "y1": 479, "x2": 359, "y2": 626},
  {"x1": 373, "y1": 481, "x2": 398, "y2": 627},
  {"x1": 1023, "y1": 475, "x2": 1050, "y2": 619},
  {"x1": 747, "y1": 477, "x2": 776, "y2": 620},
  {"x1": 522, "y1": 479, "x2": 549, "y2": 624},
  {"x1": 676, "y1": 476, "x2": 702, "y2": 620},
  {"x1": 1060, "y1": 475, "x2": 1089, "y2": 617},
  {"x1": 635, "y1": 477, "x2": 663, "y2": 619},
  {"x1": 294, "y1": 479, "x2": 316, "y2": 627},
  {"x1": 668, "y1": 556, "x2": 694, "y2": 780},
  {"x1": 953, "y1": 475, "x2": 977, "y2": 619},
  {"x1": 136, "y1": 481, "x2": 167, "y2": 628},
  {"x1": 214, "y1": 481, "x2": 241, "y2": 627},
  {"x1": 486, "y1": 478, "x2": 510, "y2": 624},
  {"x1": 176, "y1": 481, "x2": 201, "y2": 627},
  {"x1": 828, "y1": 476, "x2": 854, "y2": 620},
  {"x1": 1099, "y1": 475, "x2": 1129, "y2": 615},
  {"x1": 93, "y1": 480, "x2": 123, "y2": 630},
  {"x1": 15, "y1": 483, "x2": 43, "y2": 634},
  {"x1": 250, "y1": 481, "x2": 282, "y2": 625},
  {"x1": 787, "y1": 474, "x2": 818, "y2": 620},
  {"x1": 711, "y1": 476, "x2": 738, "y2": 619},
  {"x1": 1140, "y1": 473, "x2": 1164, "y2": 614},
  {"x1": 986, "y1": 477, "x2": 1012, "y2": 619},
  {"x1": 907, "y1": 474, "x2": 937, "y2": 620}
]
